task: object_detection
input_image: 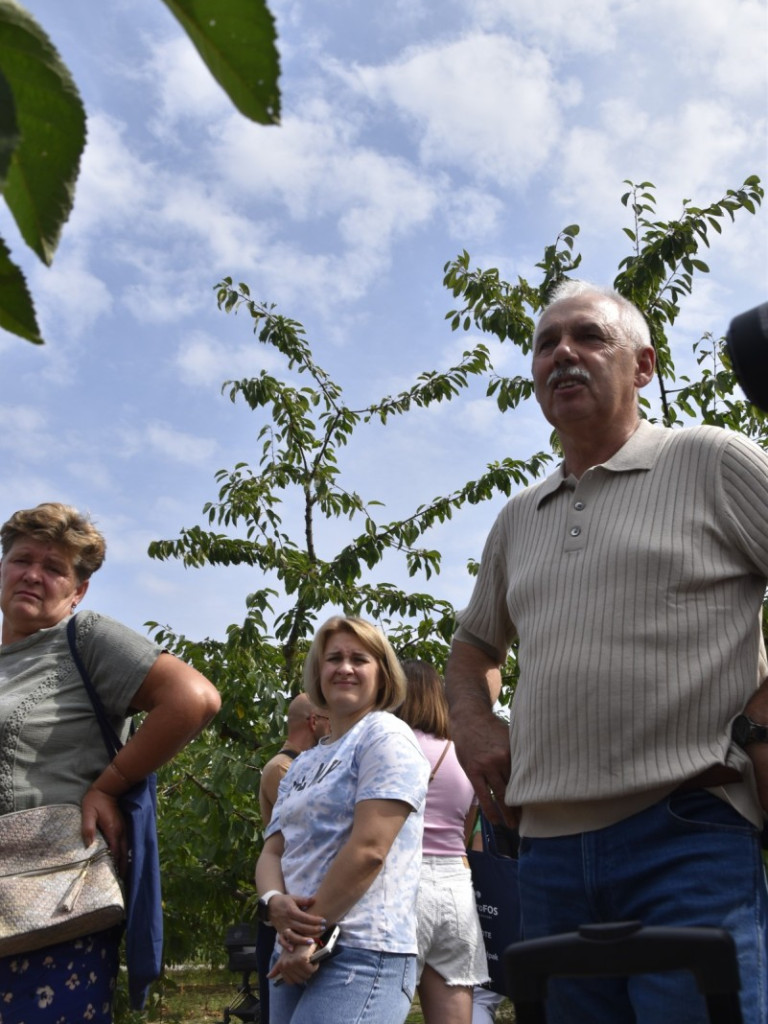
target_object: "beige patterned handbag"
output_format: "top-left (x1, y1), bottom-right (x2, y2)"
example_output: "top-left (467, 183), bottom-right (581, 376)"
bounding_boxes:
top-left (0, 803), bottom-right (125, 956)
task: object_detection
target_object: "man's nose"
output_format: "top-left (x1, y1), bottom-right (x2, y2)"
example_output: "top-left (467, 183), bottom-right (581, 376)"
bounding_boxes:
top-left (552, 334), bottom-right (576, 363)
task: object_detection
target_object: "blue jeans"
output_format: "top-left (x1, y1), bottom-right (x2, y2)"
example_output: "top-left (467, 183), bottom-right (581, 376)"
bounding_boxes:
top-left (517, 790), bottom-right (768, 1023)
top-left (268, 945), bottom-right (416, 1024)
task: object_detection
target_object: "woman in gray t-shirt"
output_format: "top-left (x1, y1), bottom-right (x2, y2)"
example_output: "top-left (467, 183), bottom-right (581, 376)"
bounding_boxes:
top-left (0, 502), bottom-right (221, 1022)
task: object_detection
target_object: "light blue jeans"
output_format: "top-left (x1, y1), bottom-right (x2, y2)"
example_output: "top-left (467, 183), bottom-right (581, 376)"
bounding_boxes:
top-left (268, 945), bottom-right (416, 1024)
top-left (517, 790), bottom-right (768, 1023)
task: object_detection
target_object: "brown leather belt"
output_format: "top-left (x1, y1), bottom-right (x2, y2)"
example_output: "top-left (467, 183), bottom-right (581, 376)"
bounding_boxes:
top-left (675, 765), bottom-right (742, 792)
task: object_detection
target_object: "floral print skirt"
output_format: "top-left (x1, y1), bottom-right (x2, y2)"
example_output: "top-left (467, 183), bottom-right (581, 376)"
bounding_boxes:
top-left (0, 927), bottom-right (120, 1023)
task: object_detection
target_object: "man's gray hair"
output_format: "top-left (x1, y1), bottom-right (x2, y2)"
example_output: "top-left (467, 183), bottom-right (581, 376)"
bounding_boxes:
top-left (539, 280), bottom-right (652, 352)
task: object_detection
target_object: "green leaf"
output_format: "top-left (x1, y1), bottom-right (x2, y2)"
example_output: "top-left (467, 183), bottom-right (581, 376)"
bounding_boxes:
top-left (160, 0), bottom-right (280, 125)
top-left (0, 1), bottom-right (86, 264)
top-left (0, 64), bottom-right (20, 185)
top-left (0, 233), bottom-right (43, 342)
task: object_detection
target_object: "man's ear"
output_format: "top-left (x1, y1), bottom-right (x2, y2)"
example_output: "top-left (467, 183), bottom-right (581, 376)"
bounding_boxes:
top-left (635, 345), bottom-right (656, 388)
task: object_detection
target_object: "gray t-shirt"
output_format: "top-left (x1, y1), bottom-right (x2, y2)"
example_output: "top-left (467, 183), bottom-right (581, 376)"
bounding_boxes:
top-left (0, 610), bottom-right (161, 814)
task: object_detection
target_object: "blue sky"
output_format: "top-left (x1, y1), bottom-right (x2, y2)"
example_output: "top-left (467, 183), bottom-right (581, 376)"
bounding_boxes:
top-left (1, 0), bottom-right (766, 642)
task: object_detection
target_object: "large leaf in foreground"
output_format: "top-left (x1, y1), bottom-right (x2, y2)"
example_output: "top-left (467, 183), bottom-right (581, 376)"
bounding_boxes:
top-left (0, 0), bottom-right (86, 265)
top-left (0, 63), bottom-right (20, 185)
top-left (161, 0), bottom-right (280, 125)
top-left (0, 234), bottom-right (42, 342)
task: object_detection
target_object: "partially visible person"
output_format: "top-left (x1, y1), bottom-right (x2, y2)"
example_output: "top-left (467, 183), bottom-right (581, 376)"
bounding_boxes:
top-left (0, 503), bottom-right (221, 1023)
top-left (255, 615), bottom-right (429, 1024)
top-left (258, 693), bottom-right (330, 825)
top-left (256, 693), bottom-right (330, 1021)
top-left (471, 985), bottom-right (505, 1024)
top-left (395, 659), bottom-right (488, 1024)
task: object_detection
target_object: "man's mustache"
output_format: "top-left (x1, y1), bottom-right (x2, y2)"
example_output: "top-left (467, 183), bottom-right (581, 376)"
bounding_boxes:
top-left (546, 367), bottom-right (592, 388)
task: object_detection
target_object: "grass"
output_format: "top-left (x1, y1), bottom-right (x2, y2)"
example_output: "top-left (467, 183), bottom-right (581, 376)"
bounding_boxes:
top-left (129, 967), bottom-right (516, 1023)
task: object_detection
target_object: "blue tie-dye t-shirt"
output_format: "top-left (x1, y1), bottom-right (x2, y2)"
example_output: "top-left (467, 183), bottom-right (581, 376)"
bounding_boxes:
top-left (266, 710), bottom-right (429, 952)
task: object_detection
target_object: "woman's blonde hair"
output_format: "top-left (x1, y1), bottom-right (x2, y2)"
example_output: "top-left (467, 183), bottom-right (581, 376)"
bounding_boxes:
top-left (396, 659), bottom-right (450, 739)
top-left (303, 616), bottom-right (406, 712)
top-left (1, 503), bottom-right (106, 582)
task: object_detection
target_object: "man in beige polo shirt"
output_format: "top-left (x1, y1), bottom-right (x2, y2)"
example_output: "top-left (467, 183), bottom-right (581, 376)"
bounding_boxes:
top-left (446, 280), bottom-right (768, 1023)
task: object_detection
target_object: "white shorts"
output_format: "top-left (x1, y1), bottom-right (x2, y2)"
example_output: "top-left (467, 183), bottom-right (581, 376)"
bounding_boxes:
top-left (416, 855), bottom-right (490, 987)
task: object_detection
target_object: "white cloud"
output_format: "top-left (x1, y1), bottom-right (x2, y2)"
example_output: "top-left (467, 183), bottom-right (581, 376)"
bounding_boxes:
top-left (175, 329), bottom-right (284, 387)
top-left (144, 175), bottom-right (274, 273)
top-left (120, 263), bottom-right (210, 325)
top-left (144, 422), bottom-right (218, 465)
top-left (66, 459), bottom-right (116, 492)
top-left (0, 474), bottom-right (75, 517)
top-left (211, 101), bottom-right (440, 243)
top-left (644, 101), bottom-right (758, 202)
top-left (31, 252), bottom-right (113, 341)
top-left (119, 421), bottom-right (218, 465)
top-left (210, 99), bottom-right (359, 217)
top-left (553, 126), bottom-right (627, 228)
top-left (347, 33), bottom-right (567, 189)
top-left (142, 35), bottom-right (232, 133)
top-left (252, 244), bottom-right (386, 310)
top-left (471, 0), bottom-right (622, 53)
top-left (638, 0), bottom-right (768, 102)
top-left (0, 407), bottom-right (52, 459)
top-left (69, 114), bottom-right (155, 236)
top-left (462, 396), bottom-right (508, 434)
top-left (553, 96), bottom-right (763, 232)
top-left (441, 187), bottom-right (505, 241)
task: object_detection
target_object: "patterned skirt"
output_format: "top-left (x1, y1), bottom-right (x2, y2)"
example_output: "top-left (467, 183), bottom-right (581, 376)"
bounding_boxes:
top-left (0, 927), bottom-right (121, 1024)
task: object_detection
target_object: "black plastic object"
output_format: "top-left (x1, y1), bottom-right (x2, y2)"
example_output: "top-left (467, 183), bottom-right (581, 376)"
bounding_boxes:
top-left (726, 301), bottom-right (768, 411)
top-left (216, 922), bottom-right (261, 1023)
top-left (504, 920), bottom-right (742, 1023)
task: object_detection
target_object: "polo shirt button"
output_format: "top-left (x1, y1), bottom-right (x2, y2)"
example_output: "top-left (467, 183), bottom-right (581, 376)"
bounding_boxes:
top-left (570, 526), bottom-right (581, 537)
top-left (574, 501), bottom-right (585, 511)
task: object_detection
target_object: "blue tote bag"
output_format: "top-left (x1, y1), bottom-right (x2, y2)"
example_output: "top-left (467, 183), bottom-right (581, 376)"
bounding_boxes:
top-left (67, 616), bottom-right (164, 1009)
top-left (467, 812), bottom-right (522, 995)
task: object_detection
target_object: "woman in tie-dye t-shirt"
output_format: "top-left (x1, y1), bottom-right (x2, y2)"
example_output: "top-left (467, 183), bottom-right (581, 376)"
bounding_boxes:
top-left (255, 616), bottom-right (429, 1024)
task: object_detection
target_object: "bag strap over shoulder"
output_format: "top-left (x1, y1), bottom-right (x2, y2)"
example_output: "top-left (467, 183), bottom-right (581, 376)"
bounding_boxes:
top-left (428, 740), bottom-right (452, 784)
top-left (66, 614), bottom-right (123, 760)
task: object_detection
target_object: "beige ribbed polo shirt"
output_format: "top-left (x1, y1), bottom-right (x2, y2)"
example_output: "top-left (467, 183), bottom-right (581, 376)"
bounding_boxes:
top-left (456, 421), bottom-right (768, 835)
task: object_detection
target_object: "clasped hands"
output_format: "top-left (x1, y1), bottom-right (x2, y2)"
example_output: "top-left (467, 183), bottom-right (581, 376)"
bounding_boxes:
top-left (267, 893), bottom-right (326, 986)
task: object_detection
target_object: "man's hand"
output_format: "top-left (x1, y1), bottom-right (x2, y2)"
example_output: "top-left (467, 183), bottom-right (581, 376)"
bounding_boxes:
top-left (454, 708), bottom-right (515, 826)
top-left (445, 639), bottom-right (516, 827)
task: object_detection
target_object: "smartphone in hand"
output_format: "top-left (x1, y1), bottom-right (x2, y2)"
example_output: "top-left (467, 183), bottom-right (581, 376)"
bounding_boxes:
top-left (273, 924), bottom-right (341, 986)
top-left (309, 924), bottom-right (341, 963)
